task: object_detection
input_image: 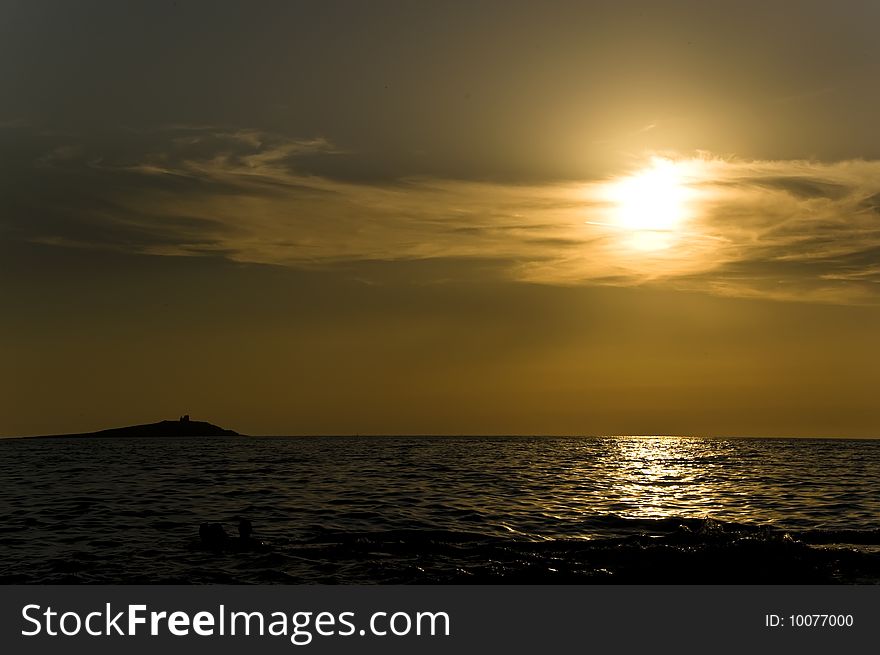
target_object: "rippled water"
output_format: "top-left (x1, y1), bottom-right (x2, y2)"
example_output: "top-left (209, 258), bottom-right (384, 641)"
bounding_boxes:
top-left (1, 436), bottom-right (878, 583)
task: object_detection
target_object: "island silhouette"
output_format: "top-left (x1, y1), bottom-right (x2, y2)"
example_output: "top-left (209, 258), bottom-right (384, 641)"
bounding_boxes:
top-left (26, 415), bottom-right (242, 439)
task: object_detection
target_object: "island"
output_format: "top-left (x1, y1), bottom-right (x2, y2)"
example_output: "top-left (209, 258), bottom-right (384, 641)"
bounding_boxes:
top-left (26, 415), bottom-right (243, 439)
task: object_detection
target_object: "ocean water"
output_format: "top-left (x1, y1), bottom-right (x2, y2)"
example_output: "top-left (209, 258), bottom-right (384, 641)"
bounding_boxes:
top-left (1, 436), bottom-right (878, 584)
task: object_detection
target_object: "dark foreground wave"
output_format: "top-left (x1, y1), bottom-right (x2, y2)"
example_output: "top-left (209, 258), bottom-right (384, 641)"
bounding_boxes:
top-left (276, 518), bottom-right (880, 585)
top-left (2, 517), bottom-right (879, 584)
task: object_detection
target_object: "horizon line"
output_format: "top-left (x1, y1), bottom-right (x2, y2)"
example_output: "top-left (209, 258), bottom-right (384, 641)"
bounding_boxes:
top-left (3, 431), bottom-right (879, 441)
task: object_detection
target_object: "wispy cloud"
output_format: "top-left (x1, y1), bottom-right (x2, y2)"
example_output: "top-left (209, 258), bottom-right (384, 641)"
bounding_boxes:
top-left (5, 124), bottom-right (880, 303)
top-left (671, 157), bottom-right (880, 303)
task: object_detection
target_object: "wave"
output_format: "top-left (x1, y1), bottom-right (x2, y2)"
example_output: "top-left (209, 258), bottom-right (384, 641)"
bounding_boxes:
top-left (304, 515), bottom-right (880, 546)
top-left (3, 517), bottom-right (879, 584)
top-left (267, 517), bottom-right (880, 584)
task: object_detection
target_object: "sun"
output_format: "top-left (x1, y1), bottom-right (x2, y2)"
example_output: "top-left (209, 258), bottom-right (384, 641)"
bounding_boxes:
top-left (600, 157), bottom-right (695, 251)
top-left (610, 157), bottom-right (691, 231)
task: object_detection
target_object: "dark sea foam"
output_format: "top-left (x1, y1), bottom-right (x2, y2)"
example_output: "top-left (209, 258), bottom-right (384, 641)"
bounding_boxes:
top-left (1, 436), bottom-right (879, 583)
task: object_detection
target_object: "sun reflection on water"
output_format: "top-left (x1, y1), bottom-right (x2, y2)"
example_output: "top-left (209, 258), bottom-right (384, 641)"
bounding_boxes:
top-left (603, 437), bottom-right (731, 521)
top-left (547, 436), bottom-right (750, 534)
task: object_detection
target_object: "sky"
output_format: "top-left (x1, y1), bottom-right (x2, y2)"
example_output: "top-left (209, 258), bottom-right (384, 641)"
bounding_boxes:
top-left (2, 0), bottom-right (880, 437)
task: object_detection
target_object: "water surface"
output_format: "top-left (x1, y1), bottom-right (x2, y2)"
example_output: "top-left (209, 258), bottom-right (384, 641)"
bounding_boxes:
top-left (1, 436), bottom-right (878, 583)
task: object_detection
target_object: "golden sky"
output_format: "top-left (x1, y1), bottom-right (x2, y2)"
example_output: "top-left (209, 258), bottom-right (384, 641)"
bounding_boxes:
top-left (2, 1), bottom-right (880, 436)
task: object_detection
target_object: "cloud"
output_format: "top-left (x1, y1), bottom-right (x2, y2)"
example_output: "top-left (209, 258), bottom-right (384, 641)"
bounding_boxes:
top-left (677, 157), bottom-right (880, 303)
top-left (4, 124), bottom-right (880, 303)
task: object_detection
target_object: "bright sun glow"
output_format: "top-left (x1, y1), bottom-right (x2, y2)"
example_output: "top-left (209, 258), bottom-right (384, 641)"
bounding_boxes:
top-left (596, 157), bottom-right (697, 251)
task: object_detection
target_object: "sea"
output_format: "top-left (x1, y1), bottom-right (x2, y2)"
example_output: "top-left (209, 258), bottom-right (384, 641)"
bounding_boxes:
top-left (1, 436), bottom-right (878, 584)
